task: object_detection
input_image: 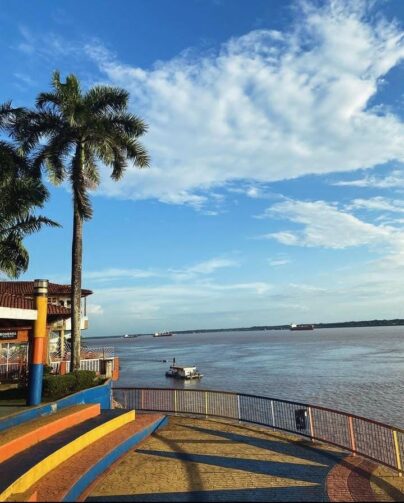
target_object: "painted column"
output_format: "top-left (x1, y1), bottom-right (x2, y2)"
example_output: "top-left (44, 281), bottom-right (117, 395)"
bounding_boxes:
top-left (27, 279), bottom-right (48, 406)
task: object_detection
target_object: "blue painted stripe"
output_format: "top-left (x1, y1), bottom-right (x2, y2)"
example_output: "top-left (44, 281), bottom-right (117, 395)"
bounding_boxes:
top-left (0, 404), bottom-right (54, 433)
top-left (57, 380), bottom-right (112, 411)
top-left (27, 363), bottom-right (43, 406)
top-left (63, 416), bottom-right (168, 502)
top-left (0, 380), bottom-right (112, 433)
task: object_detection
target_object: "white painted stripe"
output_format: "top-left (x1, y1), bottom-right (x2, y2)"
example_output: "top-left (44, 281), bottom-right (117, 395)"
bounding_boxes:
top-left (0, 307), bottom-right (37, 320)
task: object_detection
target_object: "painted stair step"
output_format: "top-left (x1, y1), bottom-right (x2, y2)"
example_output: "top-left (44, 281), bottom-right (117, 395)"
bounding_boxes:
top-left (0, 404), bottom-right (100, 463)
top-left (26, 413), bottom-right (168, 502)
top-left (0, 409), bottom-right (135, 502)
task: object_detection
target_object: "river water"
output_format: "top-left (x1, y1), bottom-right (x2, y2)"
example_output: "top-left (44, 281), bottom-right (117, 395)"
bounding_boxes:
top-left (93, 326), bottom-right (404, 427)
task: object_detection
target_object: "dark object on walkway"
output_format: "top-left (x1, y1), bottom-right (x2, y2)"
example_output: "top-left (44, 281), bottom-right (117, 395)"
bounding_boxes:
top-left (295, 409), bottom-right (307, 430)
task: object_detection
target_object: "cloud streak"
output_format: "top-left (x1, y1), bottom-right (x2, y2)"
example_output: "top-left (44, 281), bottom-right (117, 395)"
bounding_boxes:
top-left (259, 199), bottom-right (403, 250)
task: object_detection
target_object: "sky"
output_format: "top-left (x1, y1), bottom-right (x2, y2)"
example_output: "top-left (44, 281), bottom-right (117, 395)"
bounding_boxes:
top-left (2, 0), bottom-right (404, 336)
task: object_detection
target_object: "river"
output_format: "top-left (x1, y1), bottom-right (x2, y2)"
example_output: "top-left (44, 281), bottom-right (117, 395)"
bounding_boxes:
top-left (90, 326), bottom-right (404, 427)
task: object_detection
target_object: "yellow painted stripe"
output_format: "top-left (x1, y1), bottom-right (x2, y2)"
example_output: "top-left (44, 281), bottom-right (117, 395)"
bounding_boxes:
top-left (33, 297), bottom-right (47, 339)
top-left (0, 410), bottom-right (135, 502)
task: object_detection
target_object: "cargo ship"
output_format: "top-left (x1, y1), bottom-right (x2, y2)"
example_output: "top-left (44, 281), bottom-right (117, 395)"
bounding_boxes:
top-left (153, 331), bottom-right (173, 337)
top-left (290, 324), bottom-right (314, 331)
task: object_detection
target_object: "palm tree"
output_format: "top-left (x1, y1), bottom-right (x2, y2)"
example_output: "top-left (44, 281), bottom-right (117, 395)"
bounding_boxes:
top-left (0, 103), bottom-right (59, 278)
top-left (13, 72), bottom-right (149, 370)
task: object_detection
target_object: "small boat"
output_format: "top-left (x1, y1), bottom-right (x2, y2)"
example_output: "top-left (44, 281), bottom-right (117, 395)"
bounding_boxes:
top-left (165, 358), bottom-right (203, 379)
top-left (290, 323), bottom-right (314, 331)
top-left (154, 331), bottom-right (173, 337)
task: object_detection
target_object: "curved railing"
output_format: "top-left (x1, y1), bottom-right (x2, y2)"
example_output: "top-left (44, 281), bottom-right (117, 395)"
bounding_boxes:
top-left (113, 387), bottom-right (404, 475)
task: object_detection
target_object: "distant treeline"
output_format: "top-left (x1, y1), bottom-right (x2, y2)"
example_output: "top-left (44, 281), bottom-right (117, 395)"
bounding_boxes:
top-left (173, 319), bottom-right (404, 334)
top-left (85, 319), bottom-right (404, 339)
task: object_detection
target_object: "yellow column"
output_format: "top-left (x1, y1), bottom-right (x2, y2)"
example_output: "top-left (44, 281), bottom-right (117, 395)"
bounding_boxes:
top-left (27, 280), bottom-right (48, 406)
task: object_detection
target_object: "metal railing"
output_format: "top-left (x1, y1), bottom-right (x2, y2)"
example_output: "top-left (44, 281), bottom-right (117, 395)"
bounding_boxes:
top-left (113, 387), bottom-right (404, 475)
top-left (50, 358), bottom-right (103, 373)
top-left (0, 362), bottom-right (26, 380)
top-left (0, 343), bottom-right (28, 380)
top-left (49, 345), bottom-right (114, 363)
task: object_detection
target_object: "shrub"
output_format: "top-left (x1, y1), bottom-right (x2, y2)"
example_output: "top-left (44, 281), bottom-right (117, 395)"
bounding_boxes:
top-left (43, 374), bottom-right (76, 400)
top-left (71, 370), bottom-right (97, 391)
top-left (42, 370), bottom-right (98, 400)
top-left (43, 365), bottom-right (53, 375)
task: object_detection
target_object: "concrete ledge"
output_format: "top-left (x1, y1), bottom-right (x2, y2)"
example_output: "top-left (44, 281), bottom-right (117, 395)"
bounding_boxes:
top-left (1, 410), bottom-right (135, 501)
top-left (0, 380), bottom-right (111, 434)
top-left (0, 404), bottom-right (100, 463)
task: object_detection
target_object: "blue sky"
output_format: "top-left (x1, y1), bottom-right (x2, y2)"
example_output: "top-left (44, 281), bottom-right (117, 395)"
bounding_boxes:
top-left (3, 0), bottom-right (404, 336)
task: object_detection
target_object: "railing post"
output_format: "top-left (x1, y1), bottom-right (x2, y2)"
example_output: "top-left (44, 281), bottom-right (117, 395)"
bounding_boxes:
top-left (237, 395), bottom-right (241, 423)
top-left (308, 407), bottom-right (315, 442)
top-left (205, 391), bottom-right (208, 418)
top-left (174, 389), bottom-right (177, 416)
top-left (141, 389), bottom-right (144, 410)
top-left (270, 400), bottom-right (275, 430)
top-left (348, 416), bottom-right (356, 456)
top-left (392, 430), bottom-right (403, 477)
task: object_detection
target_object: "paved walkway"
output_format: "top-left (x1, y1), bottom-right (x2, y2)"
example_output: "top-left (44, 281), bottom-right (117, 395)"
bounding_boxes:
top-left (86, 416), bottom-right (347, 502)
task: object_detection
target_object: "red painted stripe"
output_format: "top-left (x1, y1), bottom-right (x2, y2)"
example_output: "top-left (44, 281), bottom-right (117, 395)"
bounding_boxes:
top-left (32, 337), bottom-right (45, 364)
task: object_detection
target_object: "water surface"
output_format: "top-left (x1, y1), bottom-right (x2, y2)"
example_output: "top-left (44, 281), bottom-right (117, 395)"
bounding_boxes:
top-left (94, 326), bottom-right (404, 427)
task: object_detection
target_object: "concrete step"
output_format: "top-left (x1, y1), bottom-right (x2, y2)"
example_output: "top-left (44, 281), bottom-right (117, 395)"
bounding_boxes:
top-left (0, 404), bottom-right (100, 463)
top-left (0, 409), bottom-right (135, 502)
top-left (27, 413), bottom-right (168, 502)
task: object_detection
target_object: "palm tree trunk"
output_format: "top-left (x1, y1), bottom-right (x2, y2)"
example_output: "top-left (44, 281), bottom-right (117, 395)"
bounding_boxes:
top-left (70, 145), bottom-right (84, 372)
top-left (70, 197), bottom-right (83, 371)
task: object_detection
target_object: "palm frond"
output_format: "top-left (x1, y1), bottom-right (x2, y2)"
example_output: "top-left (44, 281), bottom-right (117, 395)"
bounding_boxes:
top-left (124, 137), bottom-right (150, 168)
top-left (36, 91), bottom-right (61, 110)
top-left (0, 238), bottom-right (29, 278)
top-left (84, 86), bottom-right (129, 114)
top-left (1, 215), bottom-right (60, 237)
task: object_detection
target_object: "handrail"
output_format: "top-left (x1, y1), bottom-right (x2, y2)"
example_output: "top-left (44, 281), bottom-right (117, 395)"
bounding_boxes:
top-left (112, 386), bottom-right (404, 475)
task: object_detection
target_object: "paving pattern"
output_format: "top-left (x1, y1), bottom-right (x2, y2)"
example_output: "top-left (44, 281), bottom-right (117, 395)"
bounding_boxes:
top-left (87, 416), bottom-right (347, 502)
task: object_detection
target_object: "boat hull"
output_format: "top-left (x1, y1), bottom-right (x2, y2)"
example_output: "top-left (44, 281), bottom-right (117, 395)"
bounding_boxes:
top-left (290, 324), bottom-right (314, 331)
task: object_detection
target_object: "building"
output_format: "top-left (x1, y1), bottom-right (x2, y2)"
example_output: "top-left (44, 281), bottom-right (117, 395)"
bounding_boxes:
top-left (0, 281), bottom-right (92, 358)
top-left (0, 281), bottom-right (118, 381)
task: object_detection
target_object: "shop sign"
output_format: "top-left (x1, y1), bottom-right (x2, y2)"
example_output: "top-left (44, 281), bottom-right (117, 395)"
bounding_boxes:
top-left (0, 331), bottom-right (18, 340)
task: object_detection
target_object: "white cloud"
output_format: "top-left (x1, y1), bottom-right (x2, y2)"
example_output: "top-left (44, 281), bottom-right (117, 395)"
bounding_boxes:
top-left (86, 304), bottom-right (104, 315)
top-left (268, 258), bottom-right (291, 266)
top-left (84, 268), bottom-right (157, 282)
top-left (171, 258), bottom-right (239, 279)
top-left (347, 197), bottom-right (404, 213)
top-left (81, 257), bottom-right (239, 284)
top-left (80, 0), bottom-right (404, 206)
top-left (333, 170), bottom-right (404, 188)
top-left (85, 279), bottom-right (275, 334)
top-left (260, 199), bottom-right (402, 249)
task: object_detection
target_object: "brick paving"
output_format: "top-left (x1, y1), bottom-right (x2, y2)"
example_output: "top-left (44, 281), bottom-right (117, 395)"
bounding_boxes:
top-left (87, 416), bottom-right (347, 502)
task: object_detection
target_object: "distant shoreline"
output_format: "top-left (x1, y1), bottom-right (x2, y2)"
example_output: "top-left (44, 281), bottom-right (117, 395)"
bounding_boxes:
top-left (84, 318), bottom-right (404, 339)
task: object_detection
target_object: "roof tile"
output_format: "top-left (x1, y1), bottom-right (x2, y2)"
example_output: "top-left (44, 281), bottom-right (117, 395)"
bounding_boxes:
top-left (0, 281), bottom-right (92, 297)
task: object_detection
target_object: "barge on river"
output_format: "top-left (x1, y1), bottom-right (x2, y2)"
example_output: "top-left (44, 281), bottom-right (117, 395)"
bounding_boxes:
top-left (290, 323), bottom-right (314, 331)
top-left (154, 331), bottom-right (173, 337)
top-left (165, 359), bottom-right (203, 379)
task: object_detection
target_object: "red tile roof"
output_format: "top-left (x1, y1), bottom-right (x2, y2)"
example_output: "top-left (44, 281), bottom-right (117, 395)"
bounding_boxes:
top-left (0, 293), bottom-right (33, 310)
top-left (0, 281), bottom-right (92, 297)
top-left (0, 293), bottom-right (71, 317)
